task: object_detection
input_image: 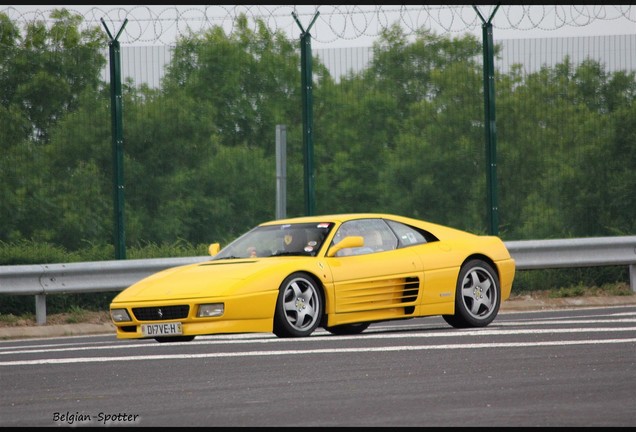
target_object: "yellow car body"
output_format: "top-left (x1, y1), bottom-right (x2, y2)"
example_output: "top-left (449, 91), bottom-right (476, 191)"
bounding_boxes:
top-left (110, 213), bottom-right (515, 341)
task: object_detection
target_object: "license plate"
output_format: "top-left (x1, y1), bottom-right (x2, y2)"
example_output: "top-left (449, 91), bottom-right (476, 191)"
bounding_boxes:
top-left (141, 322), bottom-right (183, 337)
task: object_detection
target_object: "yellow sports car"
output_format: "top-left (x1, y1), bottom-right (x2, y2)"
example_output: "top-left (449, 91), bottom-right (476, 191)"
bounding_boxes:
top-left (110, 213), bottom-right (515, 342)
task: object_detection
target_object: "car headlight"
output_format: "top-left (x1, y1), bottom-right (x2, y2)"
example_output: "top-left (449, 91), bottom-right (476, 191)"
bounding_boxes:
top-left (198, 303), bottom-right (224, 317)
top-left (110, 308), bottom-right (132, 322)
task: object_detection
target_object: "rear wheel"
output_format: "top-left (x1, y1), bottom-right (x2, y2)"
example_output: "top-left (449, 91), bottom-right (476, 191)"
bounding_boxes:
top-left (443, 259), bottom-right (500, 328)
top-left (273, 272), bottom-right (323, 338)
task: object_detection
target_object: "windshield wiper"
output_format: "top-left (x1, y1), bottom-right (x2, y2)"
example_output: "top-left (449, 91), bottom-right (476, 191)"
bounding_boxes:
top-left (270, 251), bottom-right (308, 257)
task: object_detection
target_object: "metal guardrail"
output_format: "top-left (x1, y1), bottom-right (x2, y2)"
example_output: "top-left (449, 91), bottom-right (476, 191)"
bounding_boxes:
top-left (504, 236), bottom-right (636, 270)
top-left (1, 237), bottom-right (635, 325)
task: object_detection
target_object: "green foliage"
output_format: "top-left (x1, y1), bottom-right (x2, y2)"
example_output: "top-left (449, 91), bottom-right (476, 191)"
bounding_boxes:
top-left (126, 240), bottom-right (210, 259)
top-left (547, 283), bottom-right (633, 299)
top-left (3, 11), bottom-right (634, 244)
top-left (65, 305), bottom-right (88, 323)
top-left (512, 267), bottom-right (629, 294)
top-left (1, 10), bottom-right (635, 311)
top-left (0, 240), bottom-right (75, 264)
top-left (0, 239), bottom-right (207, 265)
top-left (0, 312), bottom-right (34, 325)
top-left (0, 291), bottom-right (117, 317)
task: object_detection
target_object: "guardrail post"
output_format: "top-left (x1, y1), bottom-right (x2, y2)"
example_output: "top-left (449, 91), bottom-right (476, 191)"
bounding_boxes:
top-left (35, 294), bottom-right (46, 325)
top-left (630, 264), bottom-right (636, 293)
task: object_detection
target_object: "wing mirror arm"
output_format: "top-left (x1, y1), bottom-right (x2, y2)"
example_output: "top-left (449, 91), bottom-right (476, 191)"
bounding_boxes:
top-left (326, 236), bottom-right (364, 257)
top-left (208, 243), bottom-right (220, 256)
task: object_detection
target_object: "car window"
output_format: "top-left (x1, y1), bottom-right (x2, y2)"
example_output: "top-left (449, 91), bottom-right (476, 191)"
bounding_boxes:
top-left (331, 219), bottom-right (398, 256)
top-left (385, 219), bottom-right (432, 247)
top-left (213, 222), bottom-right (334, 259)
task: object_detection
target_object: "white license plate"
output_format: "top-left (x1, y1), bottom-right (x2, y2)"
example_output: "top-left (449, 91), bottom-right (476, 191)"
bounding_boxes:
top-left (141, 322), bottom-right (183, 337)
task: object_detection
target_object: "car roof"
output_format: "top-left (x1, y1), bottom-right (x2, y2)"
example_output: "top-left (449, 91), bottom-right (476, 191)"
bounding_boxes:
top-left (260, 213), bottom-right (414, 226)
top-left (259, 213), bottom-right (479, 240)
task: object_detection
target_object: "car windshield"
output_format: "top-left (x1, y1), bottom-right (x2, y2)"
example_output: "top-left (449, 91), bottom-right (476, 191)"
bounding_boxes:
top-left (212, 222), bottom-right (335, 260)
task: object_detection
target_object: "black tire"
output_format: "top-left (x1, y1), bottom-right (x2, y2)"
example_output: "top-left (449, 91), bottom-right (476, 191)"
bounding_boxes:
top-left (324, 322), bottom-right (370, 335)
top-left (442, 259), bottom-right (500, 328)
top-left (154, 335), bottom-right (195, 343)
top-left (273, 272), bottom-right (323, 338)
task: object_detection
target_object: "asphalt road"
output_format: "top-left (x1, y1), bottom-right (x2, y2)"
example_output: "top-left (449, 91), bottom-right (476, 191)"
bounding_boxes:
top-left (1, 294), bottom-right (635, 340)
top-left (1, 305), bottom-right (635, 427)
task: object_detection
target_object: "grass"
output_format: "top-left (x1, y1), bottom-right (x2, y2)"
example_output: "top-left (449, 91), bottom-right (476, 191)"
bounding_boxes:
top-left (0, 305), bottom-right (91, 326)
top-left (544, 282), bottom-right (633, 299)
top-left (0, 309), bottom-right (109, 327)
top-left (65, 305), bottom-right (89, 323)
top-left (0, 312), bottom-right (35, 326)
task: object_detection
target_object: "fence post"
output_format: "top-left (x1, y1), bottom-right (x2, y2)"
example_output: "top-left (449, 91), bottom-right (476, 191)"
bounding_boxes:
top-left (292, 11), bottom-right (319, 216)
top-left (474, 5), bottom-right (500, 235)
top-left (101, 17), bottom-right (128, 260)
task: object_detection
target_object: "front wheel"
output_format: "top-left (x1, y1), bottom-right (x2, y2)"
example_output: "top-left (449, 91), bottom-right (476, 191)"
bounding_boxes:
top-left (273, 272), bottom-right (323, 338)
top-left (442, 259), bottom-right (500, 328)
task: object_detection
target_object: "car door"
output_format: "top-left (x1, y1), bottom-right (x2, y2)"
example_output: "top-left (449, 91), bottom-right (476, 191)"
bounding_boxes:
top-left (325, 219), bottom-right (423, 314)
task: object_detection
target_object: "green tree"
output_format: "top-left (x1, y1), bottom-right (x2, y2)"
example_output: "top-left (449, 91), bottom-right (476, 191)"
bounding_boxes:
top-left (0, 9), bottom-right (107, 245)
top-left (318, 25), bottom-right (486, 230)
top-left (120, 14), bottom-right (307, 244)
top-left (3, 9), bottom-right (636, 255)
top-left (3, 9), bottom-right (105, 143)
top-left (497, 57), bottom-right (636, 239)
top-left (603, 104), bottom-right (636, 235)
top-left (41, 85), bottom-right (113, 248)
top-left (561, 62), bottom-right (636, 236)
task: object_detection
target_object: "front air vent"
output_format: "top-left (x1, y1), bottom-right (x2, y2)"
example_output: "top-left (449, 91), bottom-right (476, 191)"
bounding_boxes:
top-left (132, 305), bottom-right (189, 321)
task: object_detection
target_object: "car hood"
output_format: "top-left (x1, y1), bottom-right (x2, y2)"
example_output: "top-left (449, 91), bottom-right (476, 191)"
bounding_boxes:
top-left (113, 259), bottom-right (277, 303)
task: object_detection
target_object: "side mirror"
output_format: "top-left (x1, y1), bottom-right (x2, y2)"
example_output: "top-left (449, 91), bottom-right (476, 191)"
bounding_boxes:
top-left (327, 236), bottom-right (364, 257)
top-left (208, 243), bottom-right (221, 256)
